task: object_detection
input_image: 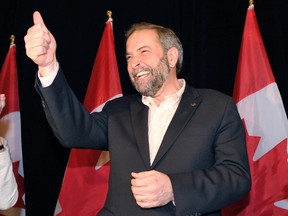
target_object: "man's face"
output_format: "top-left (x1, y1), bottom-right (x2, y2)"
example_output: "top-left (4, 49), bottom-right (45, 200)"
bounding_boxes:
top-left (126, 30), bottom-right (170, 97)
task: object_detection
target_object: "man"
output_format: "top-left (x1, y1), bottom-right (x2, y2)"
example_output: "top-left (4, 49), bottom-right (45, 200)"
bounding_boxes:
top-left (0, 94), bottom-right (18, 210)
top-left (24, 11), bottom-right (251, 215)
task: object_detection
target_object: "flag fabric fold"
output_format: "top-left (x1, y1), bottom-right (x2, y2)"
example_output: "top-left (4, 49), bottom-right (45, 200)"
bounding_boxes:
top-left (54, 17), bottom-right (122, 216)
top-left (222, 4), bottom-right (288, 216)
top-left (0, 40), bottom-right (25, 215)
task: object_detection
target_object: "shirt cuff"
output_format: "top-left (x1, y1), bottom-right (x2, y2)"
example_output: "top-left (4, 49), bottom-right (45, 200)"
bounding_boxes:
top-left (38, 62), bottom-right (59, 87)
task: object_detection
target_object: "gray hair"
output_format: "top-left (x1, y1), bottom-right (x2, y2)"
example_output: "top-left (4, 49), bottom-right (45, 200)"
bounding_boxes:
top-left (125, 22), bottom-right (183, 75)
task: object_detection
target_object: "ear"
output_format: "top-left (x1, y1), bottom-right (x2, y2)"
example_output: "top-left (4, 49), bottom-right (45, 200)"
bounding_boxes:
top-left (167, 47), bottom-right (178, 68)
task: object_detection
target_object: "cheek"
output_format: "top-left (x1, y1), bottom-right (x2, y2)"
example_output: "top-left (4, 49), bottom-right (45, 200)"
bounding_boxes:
top-left (127, 66), bottom-right (132, 76)
top-left (127, 68), bottom-right (134, 80)
top-left (127, 61), bottom-right (133, 73)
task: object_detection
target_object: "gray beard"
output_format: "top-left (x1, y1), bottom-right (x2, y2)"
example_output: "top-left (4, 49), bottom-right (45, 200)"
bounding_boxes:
top-left (131, 57), bottom-right (170, 97)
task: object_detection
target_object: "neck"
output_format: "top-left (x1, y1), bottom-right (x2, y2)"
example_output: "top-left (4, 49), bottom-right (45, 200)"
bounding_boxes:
top-left (152, 78), bottom-right (180, 106)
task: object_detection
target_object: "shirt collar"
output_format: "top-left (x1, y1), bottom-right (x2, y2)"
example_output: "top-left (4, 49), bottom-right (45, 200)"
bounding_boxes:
top-left (142, 79), bottom-right (186, 108)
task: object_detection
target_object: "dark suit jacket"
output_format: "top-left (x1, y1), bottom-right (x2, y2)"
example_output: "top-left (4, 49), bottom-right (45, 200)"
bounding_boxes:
top-left (35, 68), bottom-right (251, 216)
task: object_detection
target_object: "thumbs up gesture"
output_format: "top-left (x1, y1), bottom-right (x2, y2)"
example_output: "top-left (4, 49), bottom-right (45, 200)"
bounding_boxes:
top-left (24, 11), bottom-right (57, 76)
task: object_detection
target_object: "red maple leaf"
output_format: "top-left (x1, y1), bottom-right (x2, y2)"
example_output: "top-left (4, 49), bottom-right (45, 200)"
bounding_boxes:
top-left (223, 120), bottom-right (288, 215)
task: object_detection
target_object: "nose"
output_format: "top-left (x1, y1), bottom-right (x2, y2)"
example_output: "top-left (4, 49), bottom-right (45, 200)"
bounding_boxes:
top-left (127, 57), bottom-right (141, 74)
top-left (129, 55), bottom-right (141, 70)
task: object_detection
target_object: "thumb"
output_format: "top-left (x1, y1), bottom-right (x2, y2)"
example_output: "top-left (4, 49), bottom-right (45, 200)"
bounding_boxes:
top-left (33, 11), bottom-right (45, 25)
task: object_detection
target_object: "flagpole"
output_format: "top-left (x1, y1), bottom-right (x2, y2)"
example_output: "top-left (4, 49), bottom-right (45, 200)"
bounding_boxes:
top-left (55, 8), bottom-right (122, 215)
top-left (107, 10), bottom-right (112, 22)
top-left (10, 35), bottom-right (15, 45)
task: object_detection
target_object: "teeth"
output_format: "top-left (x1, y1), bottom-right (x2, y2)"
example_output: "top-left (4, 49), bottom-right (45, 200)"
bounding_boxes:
top-left (136, 71), bottom-right (149, 79)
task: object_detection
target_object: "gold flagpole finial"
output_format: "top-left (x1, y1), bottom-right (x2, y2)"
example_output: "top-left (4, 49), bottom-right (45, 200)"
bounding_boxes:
top-left (107, 10), bottom-right (112, 21)
top-left (249, 0), bottom-right (254, 6)
top-left (10, 35), bottom-right (15, 45)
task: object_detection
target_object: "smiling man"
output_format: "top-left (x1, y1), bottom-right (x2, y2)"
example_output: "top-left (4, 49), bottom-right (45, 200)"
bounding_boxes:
top-left (24, 11), bottom-right (251, 216)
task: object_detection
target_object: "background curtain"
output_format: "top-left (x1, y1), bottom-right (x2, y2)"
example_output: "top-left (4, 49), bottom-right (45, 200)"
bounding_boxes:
top-left (0, 0), bottom-right (287, 215)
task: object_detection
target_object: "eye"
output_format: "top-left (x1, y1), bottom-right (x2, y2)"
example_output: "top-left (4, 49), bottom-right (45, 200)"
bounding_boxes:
top-left (141, 49), bottom-right (149, 54)
top-left (126, 55), bottom-right (131, 61)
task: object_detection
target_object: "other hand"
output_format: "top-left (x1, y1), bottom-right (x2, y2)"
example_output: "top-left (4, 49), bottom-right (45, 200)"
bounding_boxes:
top-left (131, 170), bottom-right (174, 208)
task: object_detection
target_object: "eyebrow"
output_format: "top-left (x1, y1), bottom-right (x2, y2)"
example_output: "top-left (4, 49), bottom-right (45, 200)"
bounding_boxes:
top-left (126, 45), bottom-right (151, 56)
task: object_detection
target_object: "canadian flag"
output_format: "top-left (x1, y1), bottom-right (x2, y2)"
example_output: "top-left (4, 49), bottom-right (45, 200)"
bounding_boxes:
top-left (0, 37), bottom-right (25, 215)
top-left (222, 4), bottom-right (288, 216)
top-left (54, 12), bottom-right (122, 216)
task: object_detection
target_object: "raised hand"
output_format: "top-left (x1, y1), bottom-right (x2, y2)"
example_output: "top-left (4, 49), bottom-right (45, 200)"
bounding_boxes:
top-left (24, 11), bottom-right (57, 77)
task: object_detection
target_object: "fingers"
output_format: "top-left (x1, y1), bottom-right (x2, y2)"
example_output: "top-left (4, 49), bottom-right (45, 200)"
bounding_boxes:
top-left (0, 94), bottom-right (6, 101)
top-left (24, 11), bottom-right (57, 74)
top-left (131, 170), bottom-right (155, 182)
top-left (131, 171), bottom-right (150, 177)
top-left (0, 94), bottom-right (6, 114)
top-left (131, 170), bottom-right (174, 208)
top-left (131, 171), bottom-right (153, 206)
top-left (25, 11), bottom-right (50, 59)
top-left (24, 11), bottom-right (51, 53)
top-left (131, 170), bottom-right (159, 190)
top-left (24, 29), bottom-right (51, 61)
top-left (131, 171), bottom-right (160, 208)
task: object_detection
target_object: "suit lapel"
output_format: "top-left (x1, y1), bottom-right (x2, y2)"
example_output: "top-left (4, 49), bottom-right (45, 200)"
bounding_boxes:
top-left (130, 87), bottom-right (202, 169)
top-left (130, 97), bottom-right (151, 169)
top-left (151, 87), bottom-right (202, 168)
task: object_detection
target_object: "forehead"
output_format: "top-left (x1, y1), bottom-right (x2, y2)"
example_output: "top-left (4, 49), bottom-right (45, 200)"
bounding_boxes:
top-left (126, 29), bottom-right (162, 51)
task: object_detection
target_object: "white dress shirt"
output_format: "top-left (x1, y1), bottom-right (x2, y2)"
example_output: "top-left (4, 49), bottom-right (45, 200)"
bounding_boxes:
top-left (142, 79), bottom-right (186, 165)
top-left (39, 66), bottom-right (186, 166)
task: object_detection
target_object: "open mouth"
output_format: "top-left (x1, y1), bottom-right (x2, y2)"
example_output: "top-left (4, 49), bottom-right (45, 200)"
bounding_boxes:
top-left (135, 71), bottom-right (150, 81)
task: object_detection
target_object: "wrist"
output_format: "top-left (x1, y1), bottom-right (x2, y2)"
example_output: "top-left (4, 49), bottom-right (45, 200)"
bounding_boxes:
top-left (39, 59), bottom-right (58, 77)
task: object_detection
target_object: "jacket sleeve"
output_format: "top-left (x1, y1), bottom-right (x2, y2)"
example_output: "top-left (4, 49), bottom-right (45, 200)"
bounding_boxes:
top-left (34, 68), bottom-right (109, 150)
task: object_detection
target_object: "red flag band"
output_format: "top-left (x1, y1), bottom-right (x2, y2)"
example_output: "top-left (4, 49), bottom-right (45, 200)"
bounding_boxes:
top-left (0, 41), bottom-right (26, 215)
top-left (54, 17), bottom-right (122, 216)
top-left (222, 4), bottom-right (288, 216)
